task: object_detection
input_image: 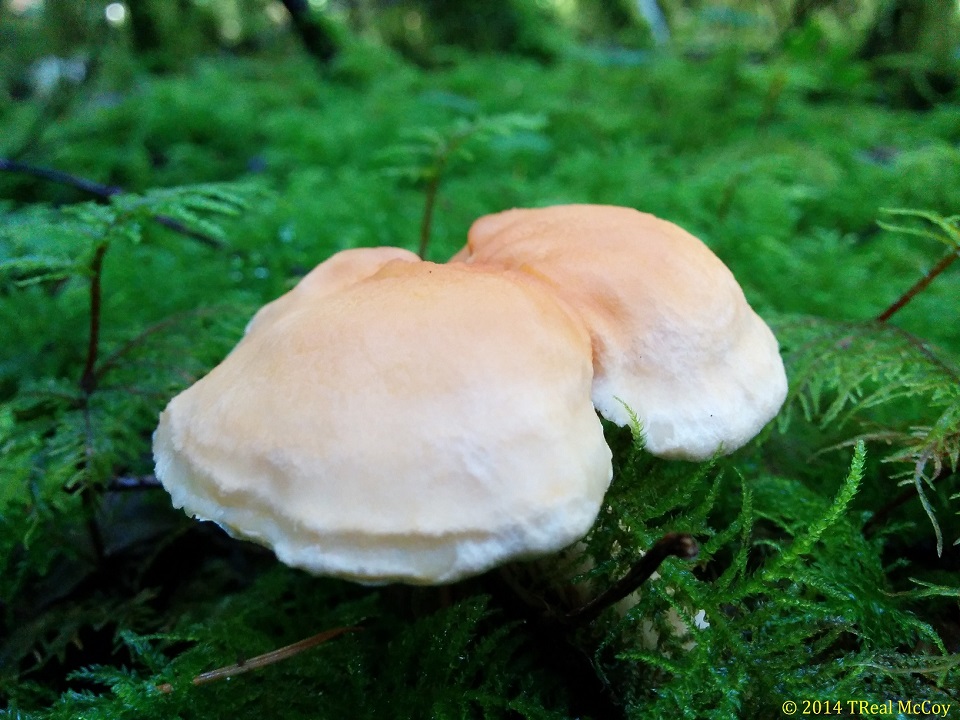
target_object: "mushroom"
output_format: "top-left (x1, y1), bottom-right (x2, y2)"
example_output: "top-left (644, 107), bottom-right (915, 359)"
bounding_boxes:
top-left (155, 206), bottom-right (787, 587)
top-left (153, 250), bottom-right (613, 585)
top-left (450, 204), bottom-right (788, 460)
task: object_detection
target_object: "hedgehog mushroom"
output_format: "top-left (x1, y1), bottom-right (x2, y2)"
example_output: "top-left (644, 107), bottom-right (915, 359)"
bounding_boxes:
top-left (153, 249), bottom-right (612, 585)
top-left (451, 204), bottom-right (788, 460)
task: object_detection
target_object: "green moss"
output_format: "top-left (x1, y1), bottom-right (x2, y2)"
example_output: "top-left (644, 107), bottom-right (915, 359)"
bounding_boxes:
top-left (1, 31), bottom-right (959, 719)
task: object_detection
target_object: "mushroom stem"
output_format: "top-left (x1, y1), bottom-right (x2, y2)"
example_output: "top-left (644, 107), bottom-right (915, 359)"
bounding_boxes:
top-left (564, 533), bottom-right (699, 626)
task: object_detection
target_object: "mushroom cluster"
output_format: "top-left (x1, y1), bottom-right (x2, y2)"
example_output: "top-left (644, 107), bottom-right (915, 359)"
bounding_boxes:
top-left (153, 205), bottom-right (787, 585)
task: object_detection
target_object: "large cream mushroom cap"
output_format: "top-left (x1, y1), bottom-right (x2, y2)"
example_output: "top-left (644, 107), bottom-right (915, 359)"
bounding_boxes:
top-left (153, 250), bottom-right (612, 585)
top-left (451, 205), bottom-right (788, 461)
top-left (243, 245), bottom-right (421, 334)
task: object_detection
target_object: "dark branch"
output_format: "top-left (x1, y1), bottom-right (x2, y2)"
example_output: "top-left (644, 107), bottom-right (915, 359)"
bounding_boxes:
top-left (565, 533), bottom-right (700, 626)
top-left (80, 243), bottom-right (109, 395)
top-left (876, 248), bottom-right (959, 323)
top-left (95, 307), bottom-right (218, 383)
top-left (0, 157), bottom-right (122, 198)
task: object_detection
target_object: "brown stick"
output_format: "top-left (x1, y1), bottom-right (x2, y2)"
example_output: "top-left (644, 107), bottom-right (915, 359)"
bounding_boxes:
top-left (876, 248), bottom-right (959, 323)
top-left (0, 157), bottom-right (122, 197)
top-left (157, 626), bottom-right (359, 693)
top-left (80, 243), bottom-right (109, 395)
top-left (565, 533), bottom-right (699, 626)
top-left (94, 306), bottom-right (219, 383)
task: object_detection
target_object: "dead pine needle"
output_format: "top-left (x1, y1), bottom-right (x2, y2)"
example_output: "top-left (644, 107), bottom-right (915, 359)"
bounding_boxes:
top-left (157, 626), bottom-right (359, 694)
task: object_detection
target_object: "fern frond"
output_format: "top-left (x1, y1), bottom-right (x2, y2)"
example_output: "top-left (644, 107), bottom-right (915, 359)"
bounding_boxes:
top-left (776, 314), bottom-right (960, 547)
top-left (1, 181), bottom-right (263, 295)
top-left (378, 112), bottom-right (547, 186)
top-left (775, 315), bottom-right (960, 429)
top-left (0, 206), bottom-right (100, 287)
top-left (111, 182), bottom-right (263, 244)
top-left (770, 440), bottom-right (865, 568)
top-left (877, 208), bottom-right (960, 250)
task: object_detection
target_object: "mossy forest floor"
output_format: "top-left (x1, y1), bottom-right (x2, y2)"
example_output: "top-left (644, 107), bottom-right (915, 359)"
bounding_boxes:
top-left (2, 28), bottom-right (960, 720)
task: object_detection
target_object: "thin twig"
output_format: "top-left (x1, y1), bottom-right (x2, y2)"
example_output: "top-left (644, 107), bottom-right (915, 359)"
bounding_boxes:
top-left (75, 240), bottom-right (109, 560)
top-left (564, 533), bottom-right (699, 626)
top-left (94, 306), bottom-right (220, 383)
top-left (418, 171), bottom-right (442, 260)
top-left (157, 626), bottom-right (359, 694)
top-left (0, 157), bottom-right (122, 197)
top-left (876, 248), bottom-right (960, 323)
top-left (80, 242), bottom-right (108, 395)
top-left (80, 403), bottom-right (106, 561)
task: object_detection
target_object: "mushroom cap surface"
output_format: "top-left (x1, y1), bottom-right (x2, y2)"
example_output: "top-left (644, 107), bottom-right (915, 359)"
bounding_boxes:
top-left (452, 205), bottom-right (788, 460)
top-left (153, 251), bottom-right (612, 585)
top-left (243, 246), bottom-right (421, 334)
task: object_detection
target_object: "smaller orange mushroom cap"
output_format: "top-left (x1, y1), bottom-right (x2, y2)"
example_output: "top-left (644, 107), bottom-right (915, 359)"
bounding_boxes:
top-left (452, 204), bottom-right (788, 461)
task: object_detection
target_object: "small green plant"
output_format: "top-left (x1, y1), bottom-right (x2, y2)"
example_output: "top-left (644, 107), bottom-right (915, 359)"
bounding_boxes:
top-left (379, 112), bottom-right (546, 259)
